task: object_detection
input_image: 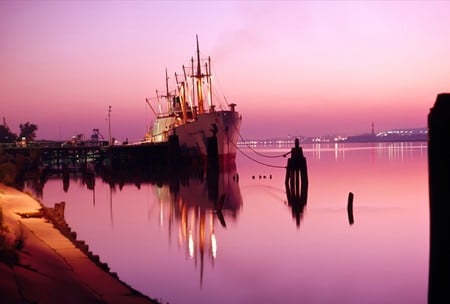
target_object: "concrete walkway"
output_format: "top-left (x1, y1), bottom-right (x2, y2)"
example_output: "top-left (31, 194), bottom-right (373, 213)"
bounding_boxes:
top-left (0, 183), bottom-right (159, 304)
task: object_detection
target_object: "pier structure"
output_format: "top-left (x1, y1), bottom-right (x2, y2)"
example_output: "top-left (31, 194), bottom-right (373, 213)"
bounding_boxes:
top-left (2, 145), bottom-right (109, 171)
top-left (0, 133), bottom-right (224, 182)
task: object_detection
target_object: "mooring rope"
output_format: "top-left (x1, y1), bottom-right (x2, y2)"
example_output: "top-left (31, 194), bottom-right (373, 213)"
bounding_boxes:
top-left (228, 136), bottom-right (287, 169)
top-left (211, 68), bottom-right (293, 160)
top-left (154, 70), bottom-right (290, 169)
top-left (207, 113), bottom-right (287, 169)
top-left (237, 132), bottom-right (292, 159)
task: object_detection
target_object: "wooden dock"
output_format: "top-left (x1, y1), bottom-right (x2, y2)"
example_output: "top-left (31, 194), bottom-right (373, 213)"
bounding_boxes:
top-left (0, 134), bottom-right (226, 192)
top-left (1, 142), bottom-right (172, 170)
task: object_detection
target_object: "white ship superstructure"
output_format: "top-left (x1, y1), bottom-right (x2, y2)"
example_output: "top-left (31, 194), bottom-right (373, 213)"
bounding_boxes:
top-left (144, 36), bottom-right (242, 159)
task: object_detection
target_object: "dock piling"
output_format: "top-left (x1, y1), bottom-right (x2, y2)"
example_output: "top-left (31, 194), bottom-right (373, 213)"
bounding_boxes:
top-left (285, 138), bottom-right (308, 192)
top-left (285, 138), bottom-right (309, 227)
top-left (347, 192), bottom-right (354, 225)
top-left (428, 93), bottom-right (450, 303)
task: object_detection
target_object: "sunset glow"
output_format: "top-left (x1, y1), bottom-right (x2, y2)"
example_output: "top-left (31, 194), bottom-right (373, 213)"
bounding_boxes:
top-left (1, 1), bottom-right (449, 141)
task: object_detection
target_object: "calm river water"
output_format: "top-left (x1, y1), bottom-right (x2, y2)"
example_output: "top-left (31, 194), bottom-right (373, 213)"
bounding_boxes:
top-left (28, 142), bottom-right (429, 304)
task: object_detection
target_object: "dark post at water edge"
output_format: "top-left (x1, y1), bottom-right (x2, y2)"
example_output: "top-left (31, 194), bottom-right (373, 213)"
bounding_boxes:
top-left (428, 93), bottom-right (450, 303)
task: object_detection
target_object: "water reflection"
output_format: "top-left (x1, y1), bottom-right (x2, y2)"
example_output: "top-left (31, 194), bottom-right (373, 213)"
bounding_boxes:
top-left (23, 162), bottom-right (97, 198)
top-left (144, 163), bottom-right (243, 285)
top-left (285, 181), bottom-right (308, 228)
top-left (25, 160), bottom-right (243, 287)
top-left (16, 142), bottom-right (428, 303)
top-left (308, 141), bottom-right (427, 161)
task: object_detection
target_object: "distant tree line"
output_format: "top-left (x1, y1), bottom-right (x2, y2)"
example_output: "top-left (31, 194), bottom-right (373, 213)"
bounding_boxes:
top-left (0, 122), bottom-right (38, 143)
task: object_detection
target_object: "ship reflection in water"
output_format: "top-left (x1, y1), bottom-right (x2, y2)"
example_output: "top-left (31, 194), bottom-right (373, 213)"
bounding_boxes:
top-left (100, 162), bottom-right (243, 284)
top-left (26, 160), bottom-right (243, 285)
top-left (151, 166), bottom-right (242, 284)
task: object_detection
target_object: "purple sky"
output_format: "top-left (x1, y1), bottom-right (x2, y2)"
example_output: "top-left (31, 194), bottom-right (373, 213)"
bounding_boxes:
top-left (1, 1), bottom-right (450, 141)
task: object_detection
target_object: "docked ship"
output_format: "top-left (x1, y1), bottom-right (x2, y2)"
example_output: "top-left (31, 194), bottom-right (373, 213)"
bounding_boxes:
top-left (143, 36), bottom-right (242, 161)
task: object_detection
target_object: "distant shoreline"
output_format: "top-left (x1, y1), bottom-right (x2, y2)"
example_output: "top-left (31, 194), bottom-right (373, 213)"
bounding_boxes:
top-left (237, 127), bottom-right (428, 146)
top-left (237, 137), bottom-right (427, 147)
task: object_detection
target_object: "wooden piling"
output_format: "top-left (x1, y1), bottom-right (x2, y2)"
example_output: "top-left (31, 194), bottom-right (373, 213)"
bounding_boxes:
top-left (285, 138), bottom-right (309, 227)
top-left (428, 93), bottom-right (450, 303)
top-left (347, 192), bottom-right (354, 225)
top-left (285, 138), bottom-right (308, 195)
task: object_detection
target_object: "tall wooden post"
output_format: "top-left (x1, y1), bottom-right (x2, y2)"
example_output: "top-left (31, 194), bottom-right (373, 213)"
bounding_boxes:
top-left (285, 138), bottom-right (308, 227)
top-left (428, 93), bottom-right (450, 303)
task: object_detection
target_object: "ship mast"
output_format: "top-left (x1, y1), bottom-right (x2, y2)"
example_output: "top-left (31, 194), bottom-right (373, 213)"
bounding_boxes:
top-left (191, 56), bottom-right (196, 117)
top-left (175, 72), bottom-right (188, 124)
top-left (155, 90), bottom-right (162, 114)
top-left (208, 56), bottom-right (213, 110)
top-left (182, 65), bottom-right (193, 110)
top-left (195, 35), bottom-right (205, 115)
top-left (165, 67), bottom-right (171, 112)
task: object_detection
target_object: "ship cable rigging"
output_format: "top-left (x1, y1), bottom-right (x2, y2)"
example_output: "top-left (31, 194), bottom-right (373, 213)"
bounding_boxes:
top-left (212, 119), bottom-right (287, 169)
top-left (231, 114), bottom-right (292, 159)
top-left (229, 138), bottom-right (287, 169)
top-left (237, 132), bottom-right (292, 159)
top-left (211, 67), bottom-right (292, 160)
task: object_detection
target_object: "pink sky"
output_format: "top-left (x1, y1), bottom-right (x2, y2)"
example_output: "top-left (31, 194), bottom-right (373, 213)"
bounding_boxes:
top-left (1, 1), bottom-right (450, 141)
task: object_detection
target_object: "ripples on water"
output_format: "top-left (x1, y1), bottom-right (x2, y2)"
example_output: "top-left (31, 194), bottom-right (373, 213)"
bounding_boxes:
top-left (27, 142), bottom-right (429, 304)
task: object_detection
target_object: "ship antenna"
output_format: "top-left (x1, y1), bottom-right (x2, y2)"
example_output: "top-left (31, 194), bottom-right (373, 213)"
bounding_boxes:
top-left (191, 57), bottom-right (195, 106)
top-left (207, 56), bottom-right (212, 107)
top-left (165, 67), bottom-right (169, 98)
top-left (196, 34), bottom-right (201, 76)
top-left (195, 34), bottom-right (204, 114)
top-left (165, 67), bottom-right (171, 111)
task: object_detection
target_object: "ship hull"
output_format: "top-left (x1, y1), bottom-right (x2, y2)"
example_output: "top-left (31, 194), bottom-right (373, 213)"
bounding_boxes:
top-left (175, 110), bottom-right (242, 160)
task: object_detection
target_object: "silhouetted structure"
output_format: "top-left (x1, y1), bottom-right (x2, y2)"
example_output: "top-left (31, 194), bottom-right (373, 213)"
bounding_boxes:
top-left (347, 192), bottom-right (354, 225)
top-left (285, 138), bottom-right (309, 227)
top-left (285, 138), bottom-right (308, 189)
top-left (428, 93), bottom-right (450, 303)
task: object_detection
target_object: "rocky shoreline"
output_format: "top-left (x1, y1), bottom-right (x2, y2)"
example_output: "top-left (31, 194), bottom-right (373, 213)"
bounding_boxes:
top-left (0, 183), bottom-right (159, 304)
